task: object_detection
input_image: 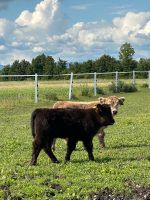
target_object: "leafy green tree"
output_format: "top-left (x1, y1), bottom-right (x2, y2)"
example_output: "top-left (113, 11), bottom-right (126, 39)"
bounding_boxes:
top-left (119, 42), bottom-right (137, 71)
top-left (137, 58), bottom-right (150, 71)
top-left (55, 58), bottom-right (67, 74)
top-left (1, 65), bottom-right (11, 75)
top-left (20, 59), bottom-right (32, 75)
top-left (9, 60), bottom-right (21, 80)
top-left (68, 62), bottom-right (82, 73)
top-left (43, 56), bottom-right (56, 79)
top-left (94, 54), bottom-right (119, 72)
top-left (31, 54), bottom-right (46, 74)
top-left (0, 65), bottom-right (11, 80)
top-left (10, 60), bottom-right (20, 74)
top-left (137, 58), bottom-right (150, 77)
top-left (9, 60), bottom-right (32, 80)
top-left (82, 60), bottom-right (94, 73)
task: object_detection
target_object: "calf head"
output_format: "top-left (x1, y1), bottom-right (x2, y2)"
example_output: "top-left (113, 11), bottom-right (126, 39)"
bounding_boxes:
top-left (96, 104), bottom-right (115, 126)
top-left (99, 96), bottom-right (125, 116)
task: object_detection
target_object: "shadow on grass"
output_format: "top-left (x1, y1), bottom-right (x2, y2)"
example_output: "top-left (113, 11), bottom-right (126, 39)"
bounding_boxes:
top-left (94, 156), bottom-right (113, 163)
top-left (25, 154), bottom-right (150, 166)
top-left (65, 155), bottom-right (150, 164)
top-left (109, 143), bottom-right (150, 149)
top-left (64, 156), bottom-right (113, 164)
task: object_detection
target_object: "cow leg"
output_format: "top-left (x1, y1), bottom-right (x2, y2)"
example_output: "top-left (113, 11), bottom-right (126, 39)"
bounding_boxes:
top-left (43, 143), bottom-right (59, 163)
top-left (83, 139), bottom-right (94, 161)
top-left (30, 141), bottom-right (42, 165)
top-left (98, 129), bottom-right (105, 148)
top-left (65, 139), bottom-right (77, 162)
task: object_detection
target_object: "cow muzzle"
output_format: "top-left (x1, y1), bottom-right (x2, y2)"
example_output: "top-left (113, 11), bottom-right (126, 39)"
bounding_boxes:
top-left (112, 110), bottom-right (118, 115)
top-left (110, 119), bottom-right (115, 125)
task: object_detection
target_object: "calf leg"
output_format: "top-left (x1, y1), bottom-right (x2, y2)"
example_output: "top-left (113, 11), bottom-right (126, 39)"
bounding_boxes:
top-left (98, 129), bottom-right (105, 148)
top-left (83, 139), bottom-right (94, 161)
top-left (65, 139), bottom-right (77, 162)
top-left (30, 141), bottom-right (42, 165)
top-left (43, 143), bottom-right (59, 163)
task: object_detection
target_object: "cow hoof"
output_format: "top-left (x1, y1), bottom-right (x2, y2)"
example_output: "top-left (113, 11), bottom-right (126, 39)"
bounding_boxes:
top-left (100, 145), bottom-right (105, 148)
top-left (64, 158), bottom-right (70, 163)
top-left (24, 160), bottom-right (32, 165)
top-left (29, 162), bottom-right (36, 166)
top-left (64, 160), bottom-right (70, 164)
top-left (53, 160), bottom-right (60, 163)
top-left (89, 156), bottom-right (94, 161)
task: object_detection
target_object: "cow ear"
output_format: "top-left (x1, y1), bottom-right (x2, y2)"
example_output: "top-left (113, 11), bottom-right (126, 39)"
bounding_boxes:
top-left (95, 104), bottom-right (103, 113)
top-left (98, 97), bottom-right (105, 104)
top-left (119, 97), bottom-right (125, 105)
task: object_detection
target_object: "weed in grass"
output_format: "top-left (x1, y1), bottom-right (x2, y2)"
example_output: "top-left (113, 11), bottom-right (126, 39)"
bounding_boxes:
top-left (109, 81), bottom-right (138, 93)
top-left (141, 83), bottom-right (148, 88)
top-left (122, 83), bottom-right (138, 92)
top-left (71, 94), bottom-right (79, 100)
top-left (80, 84), bottom-right (92, 97)
top-left (96, 86), bottom-right (106, 95)
top-left (45, 92), bottom-right (58, 101)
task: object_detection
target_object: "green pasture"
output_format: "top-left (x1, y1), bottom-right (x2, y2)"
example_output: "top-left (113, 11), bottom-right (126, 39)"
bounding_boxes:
top-left (0, 80), bottom-right (150, 199)
top-left (0, 78), bottom-right (149, 107)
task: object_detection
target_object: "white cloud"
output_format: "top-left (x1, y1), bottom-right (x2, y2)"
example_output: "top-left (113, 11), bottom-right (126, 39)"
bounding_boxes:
top-left (112, 12), bottom-right (150, 45)
top-left (15, 0), bottom-right (66, 35)
top-left (0, 18), bottom-right (14, 38)
top-left (0, 45), bottom-right (5, 50)
top-left (45, 11), bottom-right (150, 61)
top-left (0, 0), bottom-right (68, 64)
top-left (139, 21), bottom-right (150, 35)
top-left (71, 3), bottom-right (100, 11)
top-left (1, 0), bottom-right (150, 65)
top-left (32, 46), bottom-right (44, 53)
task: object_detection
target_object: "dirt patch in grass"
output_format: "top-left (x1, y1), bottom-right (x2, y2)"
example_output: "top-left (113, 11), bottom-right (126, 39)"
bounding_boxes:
top-left (0, 184), bottom-right (24, 200)
top-left (89, 183), bottom-right (150, 200)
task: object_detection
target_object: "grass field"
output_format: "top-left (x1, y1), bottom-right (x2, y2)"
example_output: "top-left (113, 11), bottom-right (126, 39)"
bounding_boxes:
top-left (0, 81), bottom-right (150, 200)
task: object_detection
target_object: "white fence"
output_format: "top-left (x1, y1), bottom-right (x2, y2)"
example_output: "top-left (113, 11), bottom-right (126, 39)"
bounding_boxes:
top-left (0, 71), bottom-right (150, 103)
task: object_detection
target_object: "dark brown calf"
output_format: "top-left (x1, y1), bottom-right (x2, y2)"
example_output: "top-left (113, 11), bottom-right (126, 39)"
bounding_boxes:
top-left (30, 104), bottom-right (115, 165)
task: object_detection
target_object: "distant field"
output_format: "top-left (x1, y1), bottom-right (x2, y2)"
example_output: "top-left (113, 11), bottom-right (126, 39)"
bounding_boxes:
top-left (0, 78), bottom-right (149, 107)
top-left (0, 81), bottom-right (150, 199)
top-left (0, 78), bottom-right (148, 88)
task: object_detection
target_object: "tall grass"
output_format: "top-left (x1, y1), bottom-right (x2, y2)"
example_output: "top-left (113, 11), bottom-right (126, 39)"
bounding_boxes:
top-left (0, 79), bottom-right (149, 108)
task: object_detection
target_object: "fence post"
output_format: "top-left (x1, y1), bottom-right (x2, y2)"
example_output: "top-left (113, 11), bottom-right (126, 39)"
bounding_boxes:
top-left (132, 70), bottom-right (135, 85)
top-left (148, 71), bottom-right (150, 89)
top-left (35, 73), bottom-right (38, 103)
top-left (94, 72), bottom-right (97, 96)
top-left (115, 71), bottom-right (118, 93)
top-left (69, 72), bottom-right (73, 100)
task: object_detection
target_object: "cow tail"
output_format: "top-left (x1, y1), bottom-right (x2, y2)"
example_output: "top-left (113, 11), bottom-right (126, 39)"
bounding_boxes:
top-left (31, 110), bottom-right (36, 138)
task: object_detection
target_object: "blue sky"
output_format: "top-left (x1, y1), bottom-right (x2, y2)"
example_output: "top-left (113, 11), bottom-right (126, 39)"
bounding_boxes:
top-left (0, 0), bottom-right (150, 65)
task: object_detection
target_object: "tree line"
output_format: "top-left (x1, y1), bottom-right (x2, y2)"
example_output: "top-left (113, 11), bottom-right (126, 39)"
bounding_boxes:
top-left (0, 43), bottom-right (150, 80)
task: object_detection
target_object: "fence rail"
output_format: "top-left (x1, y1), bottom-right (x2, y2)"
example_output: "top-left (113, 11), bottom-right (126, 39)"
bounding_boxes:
top-left (0, 71), bottom-right (150, 103)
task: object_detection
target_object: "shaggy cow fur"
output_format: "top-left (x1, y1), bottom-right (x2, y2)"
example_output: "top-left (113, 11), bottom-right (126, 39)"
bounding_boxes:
top-left (30, 104), bottom-right (115, 165)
